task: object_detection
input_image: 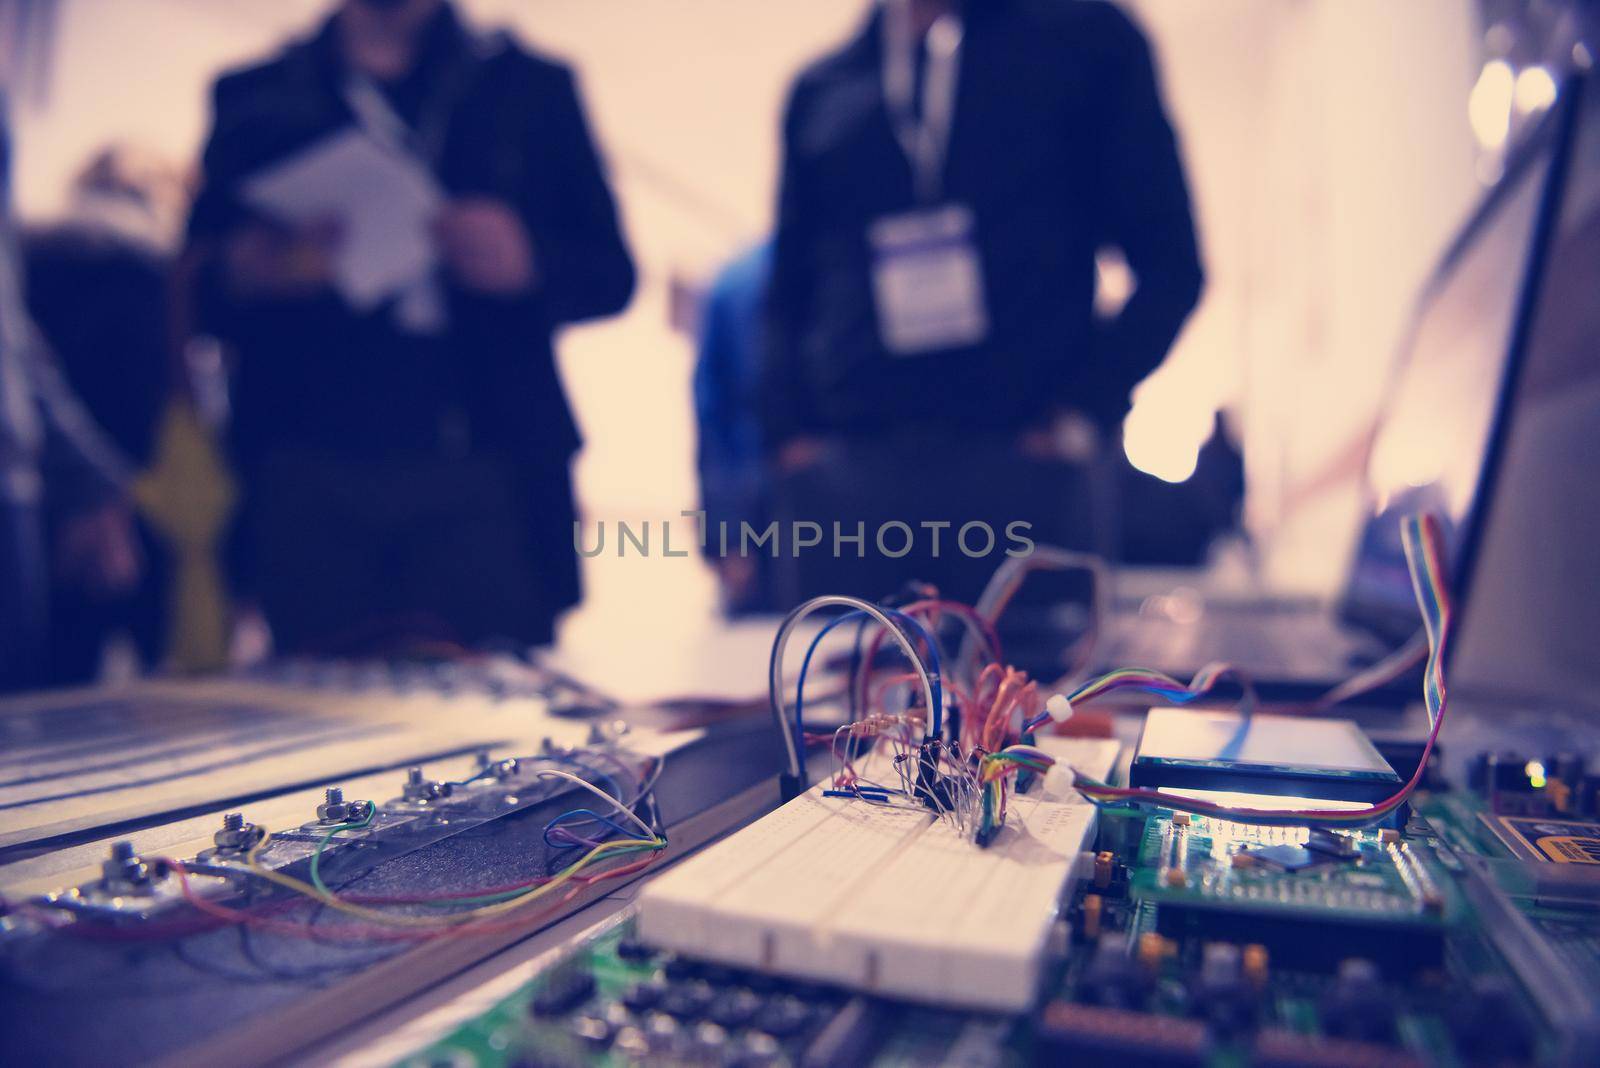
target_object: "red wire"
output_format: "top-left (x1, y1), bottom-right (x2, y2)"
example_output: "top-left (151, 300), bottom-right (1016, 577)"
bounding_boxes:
top-left (160, 847), bottom-right (664, 942)
top-left (853, 598), bottom-right (1001, 715)
top-left (1076, 515), bottom-right (1453, 825)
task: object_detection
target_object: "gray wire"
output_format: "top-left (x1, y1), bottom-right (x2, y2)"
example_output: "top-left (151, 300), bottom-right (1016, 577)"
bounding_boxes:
top-left (956, 547), bottom-right (1112, 685)
top-left (768, 595), bottom-right (939, 782)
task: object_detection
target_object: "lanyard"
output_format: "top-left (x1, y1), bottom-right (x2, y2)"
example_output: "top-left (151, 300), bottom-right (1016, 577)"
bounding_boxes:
top-left (339, 34), bottom-right (485, 172)
top-left (882, 0), bottom-right (965, 203)
top-left (342, 75), bottom-right (453, 168)
top-left (0, 224), bottom-right (41, 453)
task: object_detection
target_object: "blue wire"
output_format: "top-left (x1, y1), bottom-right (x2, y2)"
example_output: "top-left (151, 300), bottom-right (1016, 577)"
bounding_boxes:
top-left (794, 607), bottom-right (943, 759)
top-left (1022, 680), bottom-right (1219, 733)
top-left (542, 808), bottom-right (651, 850)
top-left (846, 613), bottom-right (871, 720)
top-left (531, 753), bottom-right (638, 843)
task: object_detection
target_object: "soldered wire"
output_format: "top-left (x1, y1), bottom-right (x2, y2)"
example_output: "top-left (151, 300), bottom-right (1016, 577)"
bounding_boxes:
top-left (1062, 513), bottom-right (1451, 827)
top-left (1019, 660), bottom-right (1258, 733)
top-left (769, 596), bottom-right (943, 781)
top-left (237, 833), bottom-right (661, 928)
top-left (819, 513), bottom-right (1450, 840)
top-left (149, 761), bottom-right (668, 936)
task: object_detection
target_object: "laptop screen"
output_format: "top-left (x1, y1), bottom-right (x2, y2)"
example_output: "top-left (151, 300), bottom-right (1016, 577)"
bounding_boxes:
top-left (1450, 72), bottom-right (1600, 698)
top-left (1338, 85), bottom-right (1573, 642)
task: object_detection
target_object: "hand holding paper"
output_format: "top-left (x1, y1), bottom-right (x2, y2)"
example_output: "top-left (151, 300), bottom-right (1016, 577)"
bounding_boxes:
top-left (241, 128), bottom-right (442, 309)
top-left (433, 197), bottom-right (538, 295)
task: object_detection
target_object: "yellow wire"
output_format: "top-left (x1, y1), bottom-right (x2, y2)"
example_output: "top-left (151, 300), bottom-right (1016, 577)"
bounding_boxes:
top-left (241, 832), bottom-right (661, 928)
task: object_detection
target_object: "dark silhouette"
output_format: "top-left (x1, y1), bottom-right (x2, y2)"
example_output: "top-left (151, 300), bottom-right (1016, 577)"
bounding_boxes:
top-left (763, 0), bottom-right (1202, 602)
top-left (181, 0), bottom-right (634, 652)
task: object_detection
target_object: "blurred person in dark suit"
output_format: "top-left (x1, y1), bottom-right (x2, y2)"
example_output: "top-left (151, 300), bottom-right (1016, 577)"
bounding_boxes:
top-left (23, 147), bottom-right (182, 682)
top-left (763, 0), bottom-right (1202, 602)
top-left (1, 103), bottom-right (141, 693)
top-left (181, 0), bottom-right (634, 652)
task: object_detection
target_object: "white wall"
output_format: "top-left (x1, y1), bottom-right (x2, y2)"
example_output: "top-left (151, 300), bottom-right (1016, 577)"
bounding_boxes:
top-left (1129, 0), bottom-right (1482, 592)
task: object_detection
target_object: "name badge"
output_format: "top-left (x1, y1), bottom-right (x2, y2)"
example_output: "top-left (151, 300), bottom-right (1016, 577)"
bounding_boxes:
top-left (869, 204), bottom-right (988, 356)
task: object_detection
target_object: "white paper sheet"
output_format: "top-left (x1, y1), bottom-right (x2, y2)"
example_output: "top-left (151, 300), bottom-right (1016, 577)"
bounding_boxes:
top-left (241, 128), bottom-right (441, 308)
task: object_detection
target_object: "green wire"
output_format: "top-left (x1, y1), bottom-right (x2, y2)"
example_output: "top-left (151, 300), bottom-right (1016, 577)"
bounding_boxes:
top-left (407, 842), bottom-right (663, 908)
top-left (309, 808), bottom-right (376, 896)
top-left (306, 809), bottom-right (663, 907)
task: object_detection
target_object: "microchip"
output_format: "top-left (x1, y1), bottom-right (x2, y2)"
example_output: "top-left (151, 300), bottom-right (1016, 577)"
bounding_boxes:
top-left (1242, 844), bottom-right (1321, 872)
top-left (1307, 828), bottom-right (1360, 858)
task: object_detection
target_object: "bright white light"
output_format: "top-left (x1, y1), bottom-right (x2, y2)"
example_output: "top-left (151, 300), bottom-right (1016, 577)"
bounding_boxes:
top-left (1123, 391), bottom-right (1211, 484)
top-left (1469, 59), bottom-right (1515, 149)
top-left (1514, 65), bottom-right (1557, 114)
top-left (1160, 787), bottom-right (1371, 812)
top-left (1094, 248), bottom-right (1135, 318)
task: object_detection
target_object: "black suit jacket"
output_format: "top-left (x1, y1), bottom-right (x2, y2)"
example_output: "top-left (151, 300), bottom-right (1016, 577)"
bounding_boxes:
top-left (763, 0), bottom-right (1202, 446)
top-left (187, 4), bottom-right (633, 465)
top-left (185, 5), bottom-right (634, 611)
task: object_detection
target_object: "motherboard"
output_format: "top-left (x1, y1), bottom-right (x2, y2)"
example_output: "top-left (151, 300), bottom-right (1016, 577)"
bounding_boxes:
top-left (392, 771), bottom-right (1600, 1068)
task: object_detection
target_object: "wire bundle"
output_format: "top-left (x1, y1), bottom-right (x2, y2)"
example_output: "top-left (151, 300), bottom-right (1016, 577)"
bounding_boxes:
top-left (160, 763), bottom-right (667, 940)
top-left (773, 512), bottom-right (1450, 839)
top-left (1063, 513), bottom-right (1451, 827)
top-left (1020, 660), bottom-right (1259, 733)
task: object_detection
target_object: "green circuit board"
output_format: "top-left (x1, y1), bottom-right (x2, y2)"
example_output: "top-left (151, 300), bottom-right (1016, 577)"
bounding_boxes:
top-left (395, 797), bottom-right (1597, 1067)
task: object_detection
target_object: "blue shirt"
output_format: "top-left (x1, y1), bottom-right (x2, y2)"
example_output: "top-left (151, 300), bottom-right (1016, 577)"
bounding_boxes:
top-left (693, 242), bottom-right (772, 547)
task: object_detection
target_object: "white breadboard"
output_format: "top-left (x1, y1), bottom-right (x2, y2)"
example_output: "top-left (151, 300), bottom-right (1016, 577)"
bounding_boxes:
top-left (637, 738), bottom-right (1119, 1010)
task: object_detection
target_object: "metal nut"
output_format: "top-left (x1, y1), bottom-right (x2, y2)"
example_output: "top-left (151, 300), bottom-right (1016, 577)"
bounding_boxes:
top-left (316, 787), bottom-right (373, 824)
top-left (400, 766), bottom-right (451, 803)
top-left (100, 840), bottom-right (154, 891)
top-left (211, 812), bottom-right (265, 853)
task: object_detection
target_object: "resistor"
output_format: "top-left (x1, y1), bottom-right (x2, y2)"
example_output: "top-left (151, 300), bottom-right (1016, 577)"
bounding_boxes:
top-left (1092, 851), bottom-right (1115, 889)
top-left (1081, 894), bottom-right (1103, 940)
top-left (1137, 932), bottom-right (1175, 974)
top-left (1243, 944), bottom-right (1269, 989)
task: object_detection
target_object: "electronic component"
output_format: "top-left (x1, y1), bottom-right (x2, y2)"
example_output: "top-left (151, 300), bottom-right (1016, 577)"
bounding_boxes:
top-left (1131, 708), bottom-right (1402, 805)
top-left (1307, 827), bottom-right (1360, 858)
top-left (388, 747), bottom-right (1600, 1068)
top-left (635, 785), bottom-right (1099, 1010)
top-left (1081, 934), bottom-right (1154, 1009)
top-left (1317, 958), bottom-right (1394, 1044)
top-left (1240, 844), bottom-right (1322, 872)
top-left (1482, 813), bottom-right (1600, 864)
top-left (1193, 941), bottom-right (1259, 1036)
top-left (1127, 811), bottom-right (1456, 974)
top-left (13, 745), bottom-right (657, 926)
top-left (1036, 1002), bottom-right (1208, 1066)
top-left (1252, 1028), bottom-right (1423, 1068)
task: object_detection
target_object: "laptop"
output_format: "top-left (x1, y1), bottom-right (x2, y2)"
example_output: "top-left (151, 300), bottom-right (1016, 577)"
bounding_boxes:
top-left (1099, 73), bottom-right (1584, 702)
top-left (1448, 69), bottom-right (1600, 702)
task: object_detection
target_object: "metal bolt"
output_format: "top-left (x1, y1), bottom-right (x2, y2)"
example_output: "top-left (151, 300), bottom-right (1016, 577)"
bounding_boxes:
top-left (102, 840), bottom-right (153, 890)
top-left (317, 787), bottom-right (362, 823)
top-left (401, 766), bottom-right (448, 803)
top-left (213, 813), bottom-right (262, 853)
